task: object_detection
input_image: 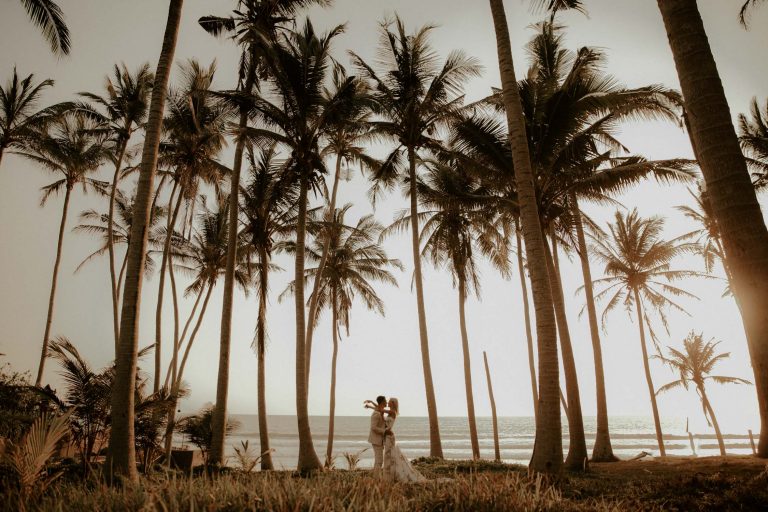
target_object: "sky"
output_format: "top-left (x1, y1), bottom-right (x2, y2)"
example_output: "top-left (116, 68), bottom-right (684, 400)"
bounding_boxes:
top-left (0, 0), bottom-right (766, 437)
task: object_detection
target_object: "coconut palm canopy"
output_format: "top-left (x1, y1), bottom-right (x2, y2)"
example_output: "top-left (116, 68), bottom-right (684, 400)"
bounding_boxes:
top-left (0, 1), bottom-right (765, 465)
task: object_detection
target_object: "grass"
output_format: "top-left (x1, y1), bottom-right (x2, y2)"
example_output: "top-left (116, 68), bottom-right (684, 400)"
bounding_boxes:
top-left (2, 457), bottom-right (767, 511)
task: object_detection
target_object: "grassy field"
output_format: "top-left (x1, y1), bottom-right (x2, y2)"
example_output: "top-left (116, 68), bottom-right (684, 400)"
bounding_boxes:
top-left (2, 456), bottom-right (767, 511)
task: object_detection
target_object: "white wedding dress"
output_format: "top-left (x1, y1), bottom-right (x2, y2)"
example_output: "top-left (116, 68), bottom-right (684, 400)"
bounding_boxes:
top-left (384, 415), bottom-right (426, 482)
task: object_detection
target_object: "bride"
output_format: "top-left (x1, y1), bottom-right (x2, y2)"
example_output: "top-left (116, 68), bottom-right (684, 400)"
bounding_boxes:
top-left (381, 398), bottom-right (426, 482)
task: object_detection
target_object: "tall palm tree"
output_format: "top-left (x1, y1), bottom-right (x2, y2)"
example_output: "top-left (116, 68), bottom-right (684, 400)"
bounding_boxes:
top-left (109, 0), bottom-right (184, 482)
top-left (154, 60), bottom-right (231, 394)
top-left (0, 68), bottom-right (61, 168)
top-left (590, 209), bottom-right (705, 457)
top-left (400, 162), bottom-right (507, 460)
top-left (16, 0), bottom-right (70, 55)
top-left (73, 190), bottom-right (165, 303)
top-left (78, 64), bottom-right (154, 353)
top-left (240, 145), bottom-right (299, 470)
top-left (737, 98), bottom-right (768, 190)
top-left (287, 206), bottom-right (401, 467)
top-left (656, 0), bottom-right (768, 457)
top-left (350, 17), bottom-right (481, 459)
top-left (199, 0), bottom-right (330, 468)
top-left (304, 67), bottom-right (375, 387)
top-left (162, 199), bottom-right (252, 461)
top-left (655, 331), bottom-right (751, 456)
top-left (487, 0), bottom-right (562, 472)
top-left (243, 19), bottom-right (348, 472)
top-left (14, 112), bottom-right (108, 386)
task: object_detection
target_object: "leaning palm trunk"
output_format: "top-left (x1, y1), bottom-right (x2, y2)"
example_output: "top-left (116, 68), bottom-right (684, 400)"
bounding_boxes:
top-left (458, 277), bottom-right (480, 459)
top-left (107, 134), bottom-right (131, 354)
top-left (209, 105), bottom-right (250, 467)
top-left (154, 182), bottom-right (183, 391)
top-left (167, 243), bottom-right (182, 391)
top-left (256, 246), bottom-right (273, 470)
top-left (325, 295), bottom-right (339, 467)
top-left (571, 196), bottom-right (616, 462)
top-left (407, 146), bottom-right (443, 458)
top-left (657, 0), bottom-right (768, 457)
top-left (483, 351), bottom-right (501, 461)
top-left (294, 174), bottom-right (322, 472)
top-left (699, 387), bottom-right (726, 456)
top-left (305, 155), bottom-right (343, 387)
top-left (35, 185), bottom-right (72, 386)
top-left (514, 221), bottom-right (539, 424)
top-left (488, 0), bottom-right (561, 473)
top-left (633, 289), bottom-right (666, 456)
top-left (545, 233), bottom-right (588, 470)
top-left (108, 0), bottom-right (184, 482)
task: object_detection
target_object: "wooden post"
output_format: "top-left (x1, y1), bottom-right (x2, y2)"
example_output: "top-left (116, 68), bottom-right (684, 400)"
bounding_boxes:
top-left (483, 351), bottom-right (501, 462)
top-left (749, 430), bottom-right (757, 455)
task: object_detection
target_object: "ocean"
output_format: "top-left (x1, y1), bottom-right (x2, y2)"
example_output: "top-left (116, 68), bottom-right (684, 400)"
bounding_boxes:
top-left (195, 415), bottom-right (758, 470)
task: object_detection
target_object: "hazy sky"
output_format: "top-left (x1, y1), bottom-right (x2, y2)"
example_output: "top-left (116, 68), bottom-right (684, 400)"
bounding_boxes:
top-left (1, 1), bottom-right (766, 436)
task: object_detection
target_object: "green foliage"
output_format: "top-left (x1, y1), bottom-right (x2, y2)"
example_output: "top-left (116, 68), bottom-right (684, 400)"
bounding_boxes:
top-left (0, 364), bottom-right (45, 441)
top-left (340, 448), bottom-right (368, 471)
top-left (1, 411), bottom-right (72, 508)
top-left (177, 406), bottom-right (240, 466)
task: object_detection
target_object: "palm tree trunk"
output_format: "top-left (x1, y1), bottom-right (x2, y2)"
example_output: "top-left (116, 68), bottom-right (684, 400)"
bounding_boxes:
top-left (116, 250), bottom-right (128, 307)
top-left (107, 136), bottom-right (130, 355)
top-left (514, 221), bottom-right (539, 424)
top-left (571, 196), bottom-right (616, 462)
top-left (483, 351), bottom-right (501, 461)
top-left (35, 184), bottom-right (72, 386)
top-left (657, 0), bottom-right (768, 458)
top-left (545, 232), bottom-right (587, 470)
top-left (164, 284), bottom-right (204, 390)
top-left (164, 281), bottom-right (214, 461)
top-left (294, 174), bottom-right (322, 472)
top-left (305, 154), bottom-right (343, 388)
top-left (155, 181), bottom-right (183, 392)
top-left (488, 0), bottom-right (561, 473)
top-left (108, 0), bottom-right (183, 482)
top-left (167, 243), bottom-right (181, 390)
top-left (633, 289), bottom-right (666, 457)
top-left (458, 277), bottom-right (480, 459)
top-left (210, 57), bottom-right (258, 466)
top-left (257, 246), bottom-right (273, 470)
top-left (408, 145), bottom-right (443, 459)
top-left (699, 387), bottom-right (726, 456)
top-left (326, 294), bottom-right (339, 467)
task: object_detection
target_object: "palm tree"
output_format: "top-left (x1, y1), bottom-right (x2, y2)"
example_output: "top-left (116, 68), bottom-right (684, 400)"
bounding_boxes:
top-left (0, 68), bottom-right (61, 168)
top-left (655, 331), bottom-right (751, 456)
top-left (14, 112), bottom-right (108, 387)
top-left (162, 199), bottom-right (252, 461)
top-left (304, 67), bottom-right (375, 387)
top-left (487, 0), bottom-right (562, 472)
top-left (16, 0), bottom-right (70, 55)
top-left (350, 17), bottom-right (481, 459)
top-left (240, 145), bottom-right (299, 470)
top-left (656, 0), bottom-right (768, 458)
top-left (243, 19), bottom-right (349, 472)
top-left (287, 206), bottom-right (401, 467)
top-left (590, 209), bottom-right (705, 457)
top-left (387, 161), bottom-right (506, 460)
top-left (154, 60), bottom-right (231, 394)
top-left (737, 98), bottom-right (768, 190)
top-left (73, 190), bottom-right (166, 302)
top-left (198, 0), bottom-right (330, 468)
top-left (109, 0), bottom-right (184, 482)
top-left (78, 64), bottom-right (154, 353)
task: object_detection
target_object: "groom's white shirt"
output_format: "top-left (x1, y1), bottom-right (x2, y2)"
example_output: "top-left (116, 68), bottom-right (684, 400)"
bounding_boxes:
top-left (368, 410), bottom-right (386, 445)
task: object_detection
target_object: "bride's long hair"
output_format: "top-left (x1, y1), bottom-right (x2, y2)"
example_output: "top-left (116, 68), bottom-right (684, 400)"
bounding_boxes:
top-left (389, 397), bottom-right (399, 415)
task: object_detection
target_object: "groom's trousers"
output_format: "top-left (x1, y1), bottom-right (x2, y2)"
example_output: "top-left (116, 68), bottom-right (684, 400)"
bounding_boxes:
top-left (372, 443), bottom-right (383, 474)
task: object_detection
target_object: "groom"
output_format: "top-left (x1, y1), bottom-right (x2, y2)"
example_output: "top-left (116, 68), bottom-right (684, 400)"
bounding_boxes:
top-left (368, 395), bottom-right (388, 476)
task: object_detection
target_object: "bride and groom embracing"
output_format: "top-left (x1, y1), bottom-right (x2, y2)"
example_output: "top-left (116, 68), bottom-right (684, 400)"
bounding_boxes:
top-left (365, 396), bottom-right (426, 482)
